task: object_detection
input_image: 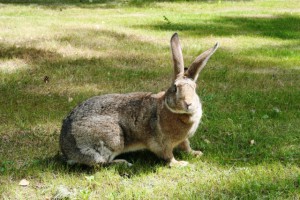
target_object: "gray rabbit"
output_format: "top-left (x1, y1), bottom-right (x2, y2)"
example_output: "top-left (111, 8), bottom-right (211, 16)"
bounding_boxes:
top-left (60, 33), bottom-right (218, 167)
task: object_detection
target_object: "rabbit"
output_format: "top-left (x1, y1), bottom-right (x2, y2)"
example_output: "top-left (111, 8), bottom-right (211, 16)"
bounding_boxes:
top-left (59, 33), bottom-right (219, 167)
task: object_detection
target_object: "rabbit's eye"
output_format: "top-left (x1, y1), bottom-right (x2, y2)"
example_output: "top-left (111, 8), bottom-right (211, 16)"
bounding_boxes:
top-left (172, 84), bottom-right (177, 93)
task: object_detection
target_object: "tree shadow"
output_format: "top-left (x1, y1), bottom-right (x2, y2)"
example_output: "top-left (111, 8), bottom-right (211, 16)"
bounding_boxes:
top-left (0, 0), bottom-right (254, 8)
top-left (125, 0), bottom-right (253, 7)
top-left (0, 43), bottom-right (60, 63)
top-left (136, 15), bottom-right (300, 39)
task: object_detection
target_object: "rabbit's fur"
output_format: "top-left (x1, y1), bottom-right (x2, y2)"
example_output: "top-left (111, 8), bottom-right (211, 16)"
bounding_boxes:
top-left (60, 33), bottom-right (218, 167)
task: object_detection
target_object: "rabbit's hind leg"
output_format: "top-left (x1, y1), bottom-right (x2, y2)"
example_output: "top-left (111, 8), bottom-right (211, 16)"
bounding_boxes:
top-left (63, 143), bottom-right (112, 166)
top-left (78, 143), bottom-right (113, 166)
top-left (67, 115), bottom-right (126, 166)
top-left (61, 131), bottom-right (110, 166)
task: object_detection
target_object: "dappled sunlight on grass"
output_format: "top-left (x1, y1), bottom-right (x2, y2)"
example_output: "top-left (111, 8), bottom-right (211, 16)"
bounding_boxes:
top-left (0, 58), bottom-right (28, 73)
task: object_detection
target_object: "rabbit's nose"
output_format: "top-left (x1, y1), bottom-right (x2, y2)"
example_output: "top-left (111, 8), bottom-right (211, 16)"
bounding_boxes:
top-left (185, 102), bottom-right (192, 109)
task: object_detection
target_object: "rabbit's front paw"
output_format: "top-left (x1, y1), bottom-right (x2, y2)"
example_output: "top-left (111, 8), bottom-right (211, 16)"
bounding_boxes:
top-left (191, 150), bottom-right (203, 157)
top-left (169, 159), bottom-right (189, 167)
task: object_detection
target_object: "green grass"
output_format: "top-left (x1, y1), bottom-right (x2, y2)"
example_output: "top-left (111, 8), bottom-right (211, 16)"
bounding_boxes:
top-left (0, 0), bottom-right (299, 199)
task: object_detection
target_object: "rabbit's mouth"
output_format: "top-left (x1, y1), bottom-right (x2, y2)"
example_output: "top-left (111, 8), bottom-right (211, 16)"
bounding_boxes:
top-left (185, 105), bottom-right (198, 113)
top-left (164, 98), bottom-right (197, 114)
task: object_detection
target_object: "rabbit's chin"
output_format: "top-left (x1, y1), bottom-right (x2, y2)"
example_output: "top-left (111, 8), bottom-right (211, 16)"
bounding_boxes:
top-left (164, 100), bottom-right (198, 114)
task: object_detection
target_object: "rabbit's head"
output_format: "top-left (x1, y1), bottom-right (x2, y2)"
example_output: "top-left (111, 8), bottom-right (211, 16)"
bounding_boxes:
top-left (165, 33), bottom-right (219, 114)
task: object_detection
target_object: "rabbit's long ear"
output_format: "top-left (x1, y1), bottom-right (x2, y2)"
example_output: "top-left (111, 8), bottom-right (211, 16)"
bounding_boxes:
top-left (186, 42), bottom-right (219, 82)
top-left (170, 33), bottom-right (184, 80)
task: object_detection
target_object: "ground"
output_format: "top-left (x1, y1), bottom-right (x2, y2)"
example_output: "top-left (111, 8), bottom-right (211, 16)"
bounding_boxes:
top-left (0, 0), bottom-right (299, 199)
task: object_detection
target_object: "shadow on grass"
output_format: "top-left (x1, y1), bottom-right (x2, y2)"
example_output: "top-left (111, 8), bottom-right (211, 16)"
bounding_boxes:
top-left (3, 149), bottom-right (197, 179)
top-left (0, 151), bottom-right (165, 179)
top-left (0, 0), bottom-right (253, 8)
top-left (136, 15), bottom-right (300, 39)
top-left (0, 28), bottom-right (299, 179)
top-left (0, 44), bottom-right (59, 62)
top-left (0, 30), bottom-right (168, 128)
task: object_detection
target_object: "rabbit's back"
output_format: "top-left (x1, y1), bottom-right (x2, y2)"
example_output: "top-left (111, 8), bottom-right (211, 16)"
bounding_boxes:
top-left (63, 92), bottom-right (155, 123)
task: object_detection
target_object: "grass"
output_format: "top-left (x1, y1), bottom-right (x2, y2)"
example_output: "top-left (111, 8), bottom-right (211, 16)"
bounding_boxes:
top-left (0, 0), bottom-right (299, 199)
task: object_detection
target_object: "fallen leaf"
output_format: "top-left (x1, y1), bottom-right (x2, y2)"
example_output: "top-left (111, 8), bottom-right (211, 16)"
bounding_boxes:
top-left (43, 76), bottom-right (49, 83)
top-left (19, 179), bottom-right (29, 186)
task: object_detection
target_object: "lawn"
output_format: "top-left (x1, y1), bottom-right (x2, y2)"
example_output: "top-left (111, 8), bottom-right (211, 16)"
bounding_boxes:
top-left (0, 0), bottom-right (299, 199)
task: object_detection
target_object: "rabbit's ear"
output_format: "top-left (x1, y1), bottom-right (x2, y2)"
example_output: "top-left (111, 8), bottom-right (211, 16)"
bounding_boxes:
top-left (186, 42), bottom-right (219, 82)
top-left (170, 33), bottom-right (184, 79)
